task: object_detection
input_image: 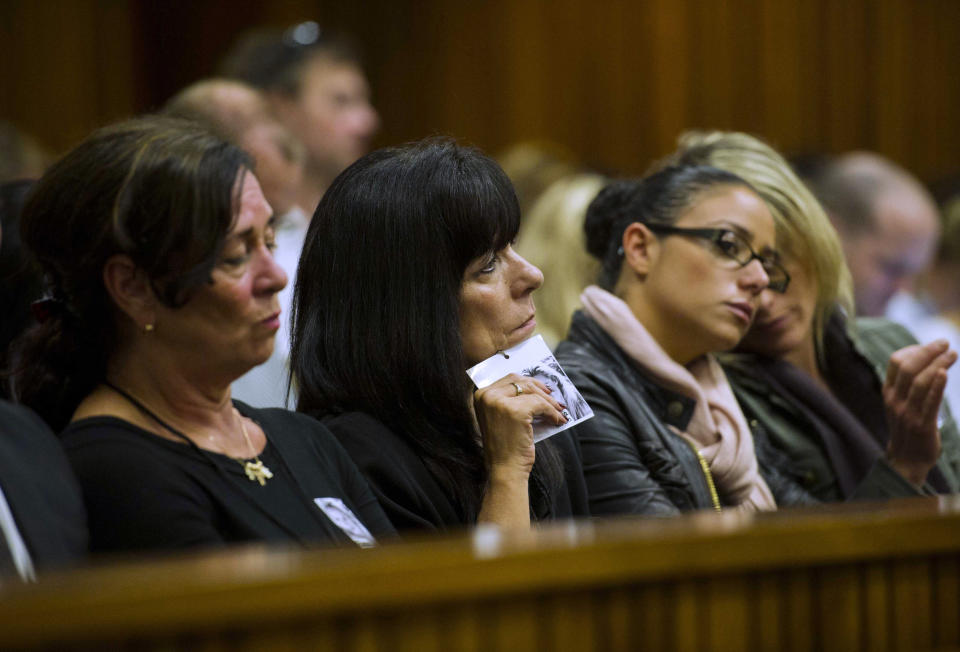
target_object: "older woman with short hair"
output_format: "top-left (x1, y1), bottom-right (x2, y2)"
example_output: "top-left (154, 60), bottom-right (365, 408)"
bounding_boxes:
top-left (12, 116), bottom-right (394, 552)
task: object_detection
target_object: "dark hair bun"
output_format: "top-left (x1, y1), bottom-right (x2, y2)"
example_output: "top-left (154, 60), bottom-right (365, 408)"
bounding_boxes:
top-left (583, 180), bottom-right (640, 260)
top-left (583, 164), bottom-right (752, 290)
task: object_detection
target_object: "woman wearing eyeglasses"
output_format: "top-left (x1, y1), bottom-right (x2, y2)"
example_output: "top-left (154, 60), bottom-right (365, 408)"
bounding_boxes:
top-left (555, 164), bottom-right (814, 515)
top-left (670, 132), bottom-right (960, 502)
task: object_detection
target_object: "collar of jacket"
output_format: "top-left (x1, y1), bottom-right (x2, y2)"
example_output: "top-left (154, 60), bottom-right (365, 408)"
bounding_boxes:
top-left (565, 311), bottom-right (698, 430)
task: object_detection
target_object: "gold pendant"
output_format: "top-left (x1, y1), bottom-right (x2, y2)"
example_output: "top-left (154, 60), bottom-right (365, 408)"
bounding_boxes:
top-left (243, 459), bottom-right (273, 486)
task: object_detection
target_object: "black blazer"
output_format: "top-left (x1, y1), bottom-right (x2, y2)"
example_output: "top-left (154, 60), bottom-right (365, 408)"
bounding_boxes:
top-left (0, 401), bottom-right (87, 569)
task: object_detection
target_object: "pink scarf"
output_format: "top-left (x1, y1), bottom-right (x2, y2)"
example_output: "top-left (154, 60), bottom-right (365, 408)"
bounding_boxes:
top-left (581, 286), bottom-right (776, 511)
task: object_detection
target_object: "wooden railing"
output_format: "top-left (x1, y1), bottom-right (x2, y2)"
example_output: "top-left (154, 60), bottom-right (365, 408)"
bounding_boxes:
top-left (2, 497), bottom-right (960, 651)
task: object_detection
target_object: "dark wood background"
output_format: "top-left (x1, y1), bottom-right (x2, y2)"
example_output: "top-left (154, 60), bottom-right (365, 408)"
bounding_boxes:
top-left (3, 0), bottom-right (959, 181)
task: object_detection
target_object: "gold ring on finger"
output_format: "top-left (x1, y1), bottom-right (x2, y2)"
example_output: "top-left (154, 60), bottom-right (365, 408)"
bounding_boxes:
top-left (512, 382), bottom-right (523, 396)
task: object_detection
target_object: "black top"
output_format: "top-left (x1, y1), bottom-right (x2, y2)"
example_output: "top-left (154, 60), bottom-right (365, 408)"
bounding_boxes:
top-left (61, 403), bottom-right (395, 553)
top-left (321, 410), bottom-right (591, 533)
top-left (0, 400), bottom-right (87, 569)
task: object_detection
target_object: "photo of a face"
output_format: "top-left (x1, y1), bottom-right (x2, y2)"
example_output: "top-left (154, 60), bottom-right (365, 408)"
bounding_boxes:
top-left (466, 335), bottom-right (593, 442)
top-left (521, 360), bottom-right (590, 421)
top-left (314, 497), bottom-right (377, 548)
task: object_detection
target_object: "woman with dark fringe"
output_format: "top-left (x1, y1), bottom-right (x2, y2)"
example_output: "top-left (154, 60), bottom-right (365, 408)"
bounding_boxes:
top-left (291, 138), bottom-right (590, 532)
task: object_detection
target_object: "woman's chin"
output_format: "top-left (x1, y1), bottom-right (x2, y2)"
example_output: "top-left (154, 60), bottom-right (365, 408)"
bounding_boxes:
top-left (245, 341), bottom-right (277, 369)
top-left (507, 317), bottom-right (537, 346)
top-left (710, 323), bottom-right (751, 354)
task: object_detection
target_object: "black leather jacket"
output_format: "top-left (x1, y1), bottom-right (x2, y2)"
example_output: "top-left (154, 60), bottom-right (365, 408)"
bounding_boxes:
top-left (555, 311), bottom-right (816, 516)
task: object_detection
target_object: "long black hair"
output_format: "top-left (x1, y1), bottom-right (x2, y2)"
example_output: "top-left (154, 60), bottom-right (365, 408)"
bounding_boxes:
top-left (11, 116), bottom-right (251, 431)
top-left (585, 164), bottom-right (753, 289)
top-left (292, 138), bottom-right (561, 521)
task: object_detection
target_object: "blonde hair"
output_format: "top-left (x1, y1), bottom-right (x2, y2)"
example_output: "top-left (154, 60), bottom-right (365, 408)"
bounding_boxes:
top-left (666, 131), bottom-right (854, 354)
top-left (498, 140), bottom-right (580, 217)
top-left (515, 173), bottom-right (606, 347)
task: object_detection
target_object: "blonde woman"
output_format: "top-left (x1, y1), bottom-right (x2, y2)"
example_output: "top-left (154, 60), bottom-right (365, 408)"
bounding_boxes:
top-left (670, 131), bottom-right (960, 501)
top-left (515, 174), bottom-right (606, 347)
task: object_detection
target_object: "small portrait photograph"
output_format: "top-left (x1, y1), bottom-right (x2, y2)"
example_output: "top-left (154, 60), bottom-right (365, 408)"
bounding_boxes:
top-left (466, 335), bottom-right (594, 442)
top-left (314, 497), bottom-right (377, 548)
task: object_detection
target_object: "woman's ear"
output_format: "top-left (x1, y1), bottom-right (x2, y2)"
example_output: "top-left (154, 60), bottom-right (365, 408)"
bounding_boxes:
top-left (102, 254), bottom-right (158, 332)
top-left (621, 222), bottom-right (657, 277)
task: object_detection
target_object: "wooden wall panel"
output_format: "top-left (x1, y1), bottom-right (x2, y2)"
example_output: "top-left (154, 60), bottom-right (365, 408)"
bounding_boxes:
top-left (934, 556), bottom-right (960, 646)
top-left (292, 0), bottom-right (960, 181)
top-left (2, 0), bottom-right (959, 181)
top-left (757, 0), bottom-right (803, 148)
top-left (0, 0), bottom-right (136, 156)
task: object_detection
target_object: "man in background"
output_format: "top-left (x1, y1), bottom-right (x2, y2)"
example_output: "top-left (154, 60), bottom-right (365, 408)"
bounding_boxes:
top-left (165, 79), bottom-right (304, 218)
top-left (164, 79), bottom-right (307, 408)
top-left (220, 21), bottom-right (379, 214)
top-left (811, 152), bottom-right (940, 318)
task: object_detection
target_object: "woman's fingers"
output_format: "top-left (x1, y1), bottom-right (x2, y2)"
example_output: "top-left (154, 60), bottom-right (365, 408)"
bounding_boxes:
top-left (497, 391), bottom-right (568, 426)
top-left (886, 340), bottom-right (951, 400)
top-left (917, 369), bottom-right (949, 425)
top-left (904, 348), bottom-right (955, 395)
top-left (904, 351), bottom-right (956, 426)
top-left (883, 342), bottom-right (952, 485)
top-left (473, 376), bottom-right (568, 458)
top-left (887, 347), bottom-right (952, 435)
top-left (506, 374), bottom-right (551, 398)
top-left (508, 394), bottom-right (568, 425)
top-left (480, 373), bottom-right (566, 415)
top-left (473, 374), bottom-right (570, 475)
top-left (527, 377), bottom-right (552, 394)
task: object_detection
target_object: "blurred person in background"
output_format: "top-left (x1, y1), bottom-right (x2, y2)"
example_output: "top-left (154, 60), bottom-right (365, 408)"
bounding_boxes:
top-left (164, 79), bottom-right (305, 219)
top-left (514, 173), bottom-right (606, 348)
top-left (811, 152), bottom-right (940, 319)
top-left (0, 121), bottom-right (49, 183)
top-left (888, 180), bottom-right (960, 416)
top-left (220, 21), bottom-right (379, 214)
top-left (164, 79), bottom-right (307, 408)
top-left (498, 141), bottom-right (581, 219)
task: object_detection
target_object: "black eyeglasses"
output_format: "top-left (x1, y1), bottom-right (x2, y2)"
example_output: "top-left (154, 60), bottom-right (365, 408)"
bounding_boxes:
top-left (644, 224), bottom-right (791, 293)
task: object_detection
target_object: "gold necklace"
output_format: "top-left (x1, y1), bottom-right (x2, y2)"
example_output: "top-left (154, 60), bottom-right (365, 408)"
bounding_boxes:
top-left (104, 381), bottom-right (274, 486)
top-left (233, 408), bottom-right (273, 486)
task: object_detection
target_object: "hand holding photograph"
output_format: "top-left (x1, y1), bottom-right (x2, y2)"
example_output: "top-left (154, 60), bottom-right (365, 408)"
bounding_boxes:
top-left (466, 335), bottom-right (594, 442)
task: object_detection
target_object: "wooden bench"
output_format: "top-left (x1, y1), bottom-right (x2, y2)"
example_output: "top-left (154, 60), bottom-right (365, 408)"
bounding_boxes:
top-left (2, 496), bottom-right (959, 651)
